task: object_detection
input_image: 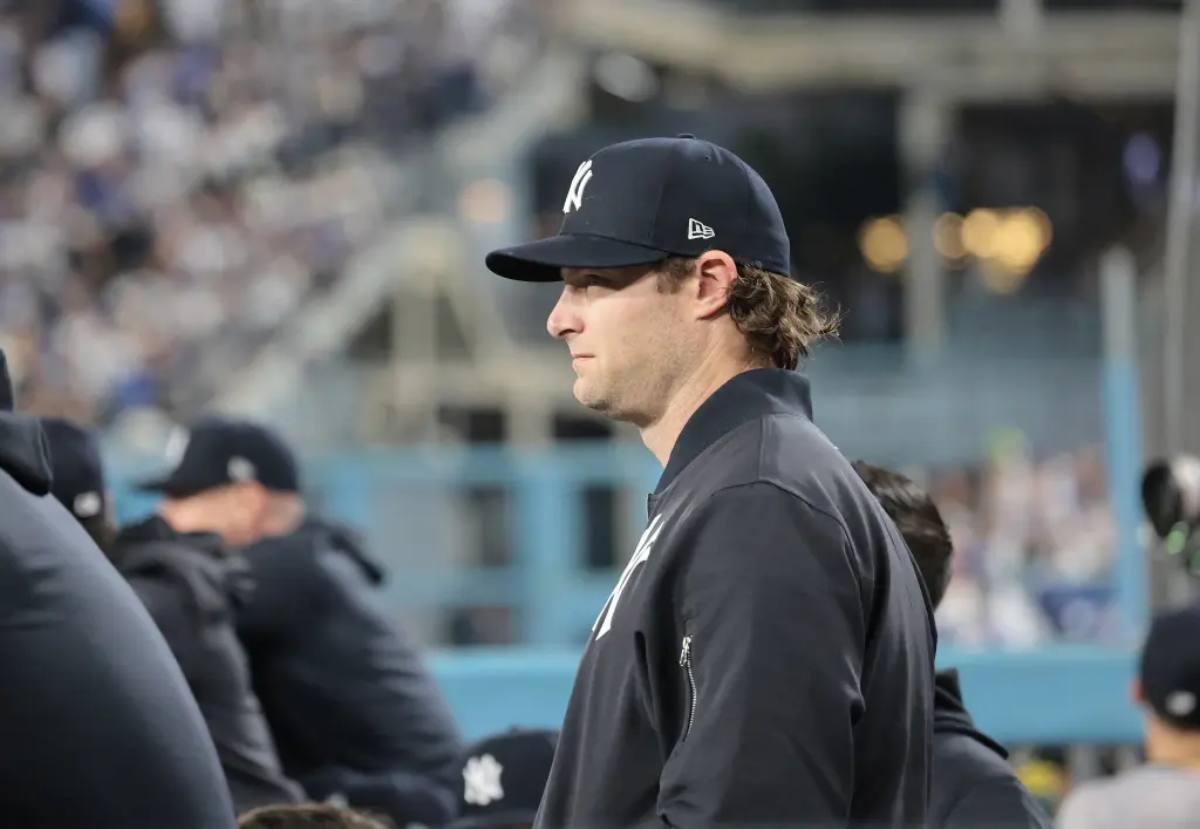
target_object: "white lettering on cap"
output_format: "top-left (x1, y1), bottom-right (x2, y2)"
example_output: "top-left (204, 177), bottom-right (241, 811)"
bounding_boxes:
top-left (562, 159), bottom-right (593, 214)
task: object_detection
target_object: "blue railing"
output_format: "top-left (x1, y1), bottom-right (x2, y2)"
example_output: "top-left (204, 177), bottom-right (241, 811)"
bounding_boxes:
top-left (111, 437), bottom-right (1148, 746)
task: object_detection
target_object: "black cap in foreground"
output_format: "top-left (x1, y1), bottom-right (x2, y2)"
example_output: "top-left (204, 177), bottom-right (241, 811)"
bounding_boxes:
top-left (449, 729), bottom-right (557, 829)
top-left (1141, 602), bottom-right (1200, 730)
top-left (40, 418), bottom-right (107, 521)
top-left (137, 416), bottom-right (300, 498)
top-left (485, 135), bottom-right (791, 282)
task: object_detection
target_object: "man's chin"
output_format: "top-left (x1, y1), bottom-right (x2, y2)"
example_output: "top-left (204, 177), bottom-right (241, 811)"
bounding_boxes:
top-left (573, 381), bottom-right (611, 414)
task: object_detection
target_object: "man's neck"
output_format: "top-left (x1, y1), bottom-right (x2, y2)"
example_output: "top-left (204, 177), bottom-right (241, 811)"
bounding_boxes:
top-left (1146, 727), bottom-right (1200, 771)
top-left (640, 353), bottom-right (763, 467)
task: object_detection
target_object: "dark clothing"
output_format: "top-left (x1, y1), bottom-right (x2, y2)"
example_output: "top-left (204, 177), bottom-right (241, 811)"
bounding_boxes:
top-left (536, 369), bottom-right (936, 829)
top-left (932, 670), bottom-right (1052, 829)
top-left (238, 519), bottom-right (463, 824)
top-left (0, 411), bottom-right (235, 827)
top-left (111, 516), bottom-right (303, 813)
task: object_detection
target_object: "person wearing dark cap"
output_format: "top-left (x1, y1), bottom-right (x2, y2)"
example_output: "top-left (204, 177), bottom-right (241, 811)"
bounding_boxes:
top-left (1057, 602), bottom-right (1200, 828)
top-left (110, 415), bottom-right (305, 812)
top-left (484, 136), bottom-right (935, 828)
top-left (227, 437), bottom-right (463, 826)
top-left (852, 461), bottom-right (1053, 829)
top-left (0, 355), bottom-right (236, 826)
top-left (449, 729), bottom-right (557, 829)
top-left (39, 417), bottom-right (116, 551)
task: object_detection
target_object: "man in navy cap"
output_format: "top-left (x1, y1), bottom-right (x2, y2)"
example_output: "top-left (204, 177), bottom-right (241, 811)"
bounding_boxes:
top-left (485, 136), bottom-right (935, 828)
top-left (239, 513), bottom-right (465, 828)
top-left (0, 354), bottom-right (235, 826)
top-left (109, 415), bottom-right (305, 812)
top-left (144, 417), bottom-right (463, 826)
top-left (1058, 602), bottom-right (1200, 828)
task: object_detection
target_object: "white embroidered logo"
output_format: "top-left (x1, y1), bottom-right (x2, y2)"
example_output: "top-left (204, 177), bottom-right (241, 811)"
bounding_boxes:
top-left (688, 218), bottom-right (715, 240)
top-left (227, 456), bottom-right (257, 483)
top-left (463, 754), bottom-right (505, 806)
top-left (1166, 690), bottom-right (1197, 718)
top-left (73, 491), bottom-right (103, 519)
top-left (562, 159), bottom-right (594, 214)
top-left (594, 514), bottom-right (665, 639)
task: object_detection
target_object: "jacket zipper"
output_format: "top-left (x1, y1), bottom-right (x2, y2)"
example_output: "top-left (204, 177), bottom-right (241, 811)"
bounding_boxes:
top-left (679, 634), bottom-right (697, 742)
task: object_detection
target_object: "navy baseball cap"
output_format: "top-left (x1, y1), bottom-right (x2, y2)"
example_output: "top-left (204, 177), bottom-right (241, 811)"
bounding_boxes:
top-left (137, 416), bottom-right (300, 498)
top-left (450, 728), bottom-right (557, 829)
top-left (485, 135), bottom-right (791, 282)
top-left (1140, 603), bottom-right (1200, 730)
top-left (40, 417), bottom-right (107, 521)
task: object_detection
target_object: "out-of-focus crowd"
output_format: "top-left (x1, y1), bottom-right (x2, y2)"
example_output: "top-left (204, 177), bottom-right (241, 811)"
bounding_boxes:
top-left (928, 438), bottom-right (1118, 646)
top-left (0, 0), bottom-right (540, 425)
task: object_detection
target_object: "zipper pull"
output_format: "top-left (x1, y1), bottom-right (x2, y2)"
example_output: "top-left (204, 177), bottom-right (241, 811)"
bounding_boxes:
top-left (679, 634), bottom-right (692, 667)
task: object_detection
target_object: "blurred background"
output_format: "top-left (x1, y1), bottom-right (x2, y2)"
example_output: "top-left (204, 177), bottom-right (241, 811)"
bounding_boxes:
top-left (4, 0), bottom-right (1199, 813)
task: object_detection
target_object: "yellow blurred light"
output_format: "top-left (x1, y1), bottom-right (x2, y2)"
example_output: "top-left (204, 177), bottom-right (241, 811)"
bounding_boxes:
top-left (933, 212), bottom-right (966, 261)
top-left (993, 212), bottom-right (1045, 271)
top-left (961, 209), bottom-right (1001, 258)
top-left (858, 216), bottom-right (908, 274)
top-left (458, 179), bottom-right (512, 225)
top-left (980, 260), bottom-right (1029, 295)
top-left (1025, 207), bottom-right (1053, 252)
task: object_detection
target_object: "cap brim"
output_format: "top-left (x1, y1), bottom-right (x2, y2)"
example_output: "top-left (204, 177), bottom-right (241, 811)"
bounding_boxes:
top-left (485, 234), bottom-right (667, 282)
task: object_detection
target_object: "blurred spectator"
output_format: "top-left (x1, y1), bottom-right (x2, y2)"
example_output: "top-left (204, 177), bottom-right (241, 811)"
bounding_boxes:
top-left (99, 414), bottom-right (307, 812)
top-left (449, 729), bottom-right (558, 829)
top-left (238, 803), bottom-right (390, 829)
top-left (854, 460), bottom-right (1053, 829)
top-left (1057, 603), bottom-right (1200, 828)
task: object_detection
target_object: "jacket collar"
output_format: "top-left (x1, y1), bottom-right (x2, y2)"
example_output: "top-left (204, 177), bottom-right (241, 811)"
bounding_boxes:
top-left (655, 368), bottom-right (813, 496)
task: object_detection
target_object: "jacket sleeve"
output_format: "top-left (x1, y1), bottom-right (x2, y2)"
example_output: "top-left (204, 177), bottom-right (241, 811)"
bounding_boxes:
top-left (657, 482), bottom-right (867, 827)
top-left (126, 571), bottom-right (204, 681)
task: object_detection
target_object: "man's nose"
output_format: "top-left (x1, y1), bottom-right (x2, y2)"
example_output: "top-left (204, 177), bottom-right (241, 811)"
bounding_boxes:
top-left (547, 287), bottom-right (581, 340)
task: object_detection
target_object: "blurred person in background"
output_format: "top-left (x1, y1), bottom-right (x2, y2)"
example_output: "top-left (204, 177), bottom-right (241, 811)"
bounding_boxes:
top-left (237, 803), bottom-right (390, 829)
top-left (449, 729), bottom-right (558, 829)
top-left (88, 415), bottom-right (306, 813)
top-left (485, 135), bottom-right (935, 828)
top-left (0, 350), bottom-right (235, 827)
top-left (229, 422), bottom-right (463, 827)
top-left (1057, 602), bottom-right (1200, 829)
top-left (853, 460), bottom-right (1053, 829)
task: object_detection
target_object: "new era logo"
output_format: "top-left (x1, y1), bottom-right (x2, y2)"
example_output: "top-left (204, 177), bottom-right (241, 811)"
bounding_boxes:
top-left (688, 218), bottom-right (715, 240)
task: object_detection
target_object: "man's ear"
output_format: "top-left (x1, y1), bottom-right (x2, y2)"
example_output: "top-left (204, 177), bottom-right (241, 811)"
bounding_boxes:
top-left (692, 250), bottom-right (738, 320)
top-left (1132, 679), bottom-right (1145, 704)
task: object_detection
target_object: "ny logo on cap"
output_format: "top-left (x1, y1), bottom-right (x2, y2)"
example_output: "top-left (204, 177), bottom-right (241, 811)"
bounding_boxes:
top-left (688, 218), bottom-right (715, 240)
top-left (562, 159), bottom-right (593, 214)
top-left (463, 754), bottom-right (505, 806)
